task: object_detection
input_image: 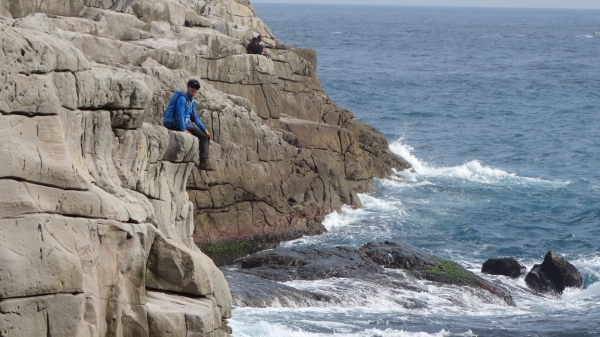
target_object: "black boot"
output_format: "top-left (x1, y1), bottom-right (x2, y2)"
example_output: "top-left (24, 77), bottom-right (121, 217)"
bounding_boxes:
top-left (198, 161), bottom-right (216, 171)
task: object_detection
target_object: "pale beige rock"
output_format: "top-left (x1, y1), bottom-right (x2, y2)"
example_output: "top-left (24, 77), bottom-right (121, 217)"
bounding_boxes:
top-left (62, 31), bottom-right (127, 65)
top-left (53, 71), bottom-right (79, 110)
top-left (146, 234), bottom-right (214, 296)
top-left (121, 305), bottom-right (150, 337)
top-left (0, 114), bottom-right (91, 189)
top-left (92, 10), bottom-right (151, 40)
top-left (3, 0), bottom-right (84, 18)
top-left (0, 214), bottom-right (163, 335)
top-left (206, 54), bottom-right (276, 84)
top-left (75, 66), bottom-right (152, 110)
top-left (12, 12), bottom-right (58, 31)
top-left (0, 293), bottom-right (86, 337)
top-left (185, 9), bottom-right (211, 27)
top-left (0, 179), bottom-right (151, 221)
top-left (0, 216), bottom-right (84, 299)
top-left (146, 291), bottom-right (228, 337)
top-left (167, 0), bottom-right (186, 26)
top-left (131, 0), bottom-right (170, 24)
top-left (149, 20), bottom-right (173, 37)
top-left (0, 24), bottom-right (90, 75)
top-left (0, 73), bottom-right (63, 115)
top-left (51, 15), bottom-right (108, 36)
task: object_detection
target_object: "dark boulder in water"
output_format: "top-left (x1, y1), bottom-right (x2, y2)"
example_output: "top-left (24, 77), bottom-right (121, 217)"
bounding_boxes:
top-left (525, 251), bottom-right (582, 294)
top-left (238, 240), bottom-right (515, 306)
top-left (481, 257), bottom-right (527, 278)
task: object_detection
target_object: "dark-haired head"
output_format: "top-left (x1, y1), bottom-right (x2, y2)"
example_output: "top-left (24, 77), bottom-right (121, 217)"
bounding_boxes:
top-left (187, 79), bottom-right (200, 90)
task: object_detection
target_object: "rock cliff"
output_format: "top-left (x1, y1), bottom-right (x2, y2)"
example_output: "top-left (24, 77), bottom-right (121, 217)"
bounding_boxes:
top-left (0, 0), bottom-right (410, 336)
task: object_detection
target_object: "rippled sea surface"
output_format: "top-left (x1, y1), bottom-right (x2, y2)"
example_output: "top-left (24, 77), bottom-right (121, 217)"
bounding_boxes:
top-left (230, 5), bottom-right (600, 336)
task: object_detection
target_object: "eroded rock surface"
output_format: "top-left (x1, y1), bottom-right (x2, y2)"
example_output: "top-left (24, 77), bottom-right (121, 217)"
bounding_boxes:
top-left (0, 3), bottom-right (233, 335)
top-left (0, 0), bottom-right (411, 335)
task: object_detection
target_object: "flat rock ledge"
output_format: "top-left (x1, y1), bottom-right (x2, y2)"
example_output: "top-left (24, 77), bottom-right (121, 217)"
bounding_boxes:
top-left (234, 241), bottom-right (515, 306)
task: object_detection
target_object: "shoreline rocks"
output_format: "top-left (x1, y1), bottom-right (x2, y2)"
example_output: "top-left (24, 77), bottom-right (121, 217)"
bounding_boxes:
top-left (481, 257), bottom-right (527, 278)
top-left (236, 241), bottom-right (516, 306)
top-left (525, 251), bottom-right (582, 295)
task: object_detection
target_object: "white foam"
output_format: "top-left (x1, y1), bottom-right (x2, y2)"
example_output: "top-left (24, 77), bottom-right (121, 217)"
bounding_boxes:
top-left (389, 139), bottom-right (426, 173)
top-left (321, 206), bottom-right (365, 231)
top-left (229, 320), bottom-right (455, 337)
top-left (282, 276), bottom-right (513, 314)
top-left (358, 193), bottom-right (402, 213)
top-left (562, 281), bottom-right (600, 301)
top-left (576, 35), bottom-right (594, 38)
top-left (389, 138), bottom-right (567, 187)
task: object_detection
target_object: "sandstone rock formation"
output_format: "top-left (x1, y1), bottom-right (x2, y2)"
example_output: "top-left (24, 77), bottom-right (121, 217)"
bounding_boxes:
top-left (525, 251), bottom-right (582, 295)
top-left (0, 0), bottom-right (410, 335)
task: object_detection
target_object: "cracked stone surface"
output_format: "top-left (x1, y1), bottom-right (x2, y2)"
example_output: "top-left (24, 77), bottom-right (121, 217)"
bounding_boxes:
top-left (0, 0), bottom-right (410, 335)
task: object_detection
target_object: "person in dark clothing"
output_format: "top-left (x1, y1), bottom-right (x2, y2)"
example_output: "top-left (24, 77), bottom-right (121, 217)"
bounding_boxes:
top-left (163, 79), bottom-right (215, 171)
top-left (246, 35), bottom-right (269, 57)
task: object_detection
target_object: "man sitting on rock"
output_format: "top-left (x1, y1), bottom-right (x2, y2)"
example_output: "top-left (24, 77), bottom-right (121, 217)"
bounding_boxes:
top-left (163, 79), bottom-right (215, 171)
top-left (247, 35), bottom-right (269, 57)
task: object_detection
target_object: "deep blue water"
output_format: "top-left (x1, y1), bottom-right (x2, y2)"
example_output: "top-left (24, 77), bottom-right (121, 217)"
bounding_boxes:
top-left (230, 5), bottom-right (600, 336)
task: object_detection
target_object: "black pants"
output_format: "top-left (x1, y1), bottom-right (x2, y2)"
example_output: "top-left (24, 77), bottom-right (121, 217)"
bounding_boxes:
top-left (186, 124), bottom-right (210, 163)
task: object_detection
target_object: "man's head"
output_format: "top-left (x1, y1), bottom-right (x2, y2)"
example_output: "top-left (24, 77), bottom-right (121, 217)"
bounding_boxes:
top-left (187, 79), bottom-right (200, 96)
top-left (256, 35), bottom-right (262, 42)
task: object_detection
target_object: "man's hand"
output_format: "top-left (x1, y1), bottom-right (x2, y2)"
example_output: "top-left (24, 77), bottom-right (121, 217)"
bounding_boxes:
top-left (184, 130), bottom-right (191, 134)
top-left (204, 130), bottom-right (211, 137)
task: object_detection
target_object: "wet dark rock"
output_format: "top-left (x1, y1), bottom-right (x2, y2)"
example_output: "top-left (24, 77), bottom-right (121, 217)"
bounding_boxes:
top-left (359, 241), bottom-right (441, 270)
top-left (525, 251), bottom-right (582, 294)
top-left (238, 240), bottom-right (516, 306)
top-left (525, 264), bottom-right (557, 294)
top-left (240, 246), bottom-right (383, 282)
top-left (481, 257), bottom-right (527, 278)
top-left (223, 270), bottom-right (333, 308)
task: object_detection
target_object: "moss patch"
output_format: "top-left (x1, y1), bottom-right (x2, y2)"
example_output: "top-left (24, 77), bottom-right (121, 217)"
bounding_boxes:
top-left (198, 240), bottom-right (278, 266)
top-left (202, 240), bottom-right (252, 256)
top-left (419, 258), bottom-right (477, 286)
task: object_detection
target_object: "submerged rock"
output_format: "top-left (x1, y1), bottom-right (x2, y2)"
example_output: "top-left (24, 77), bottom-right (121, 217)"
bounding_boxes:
top-left (525, 251), bottom-right (582, 294)
top-left (481, 257), bottom-right (527, 278)
top-left (224, 270), bottom-right (334, 308)
top-left (238, 241), bottom-right (515, 306)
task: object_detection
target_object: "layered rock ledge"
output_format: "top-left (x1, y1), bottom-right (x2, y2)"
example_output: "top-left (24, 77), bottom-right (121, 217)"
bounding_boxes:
top-left (0, 0), bottom-right (410, 336)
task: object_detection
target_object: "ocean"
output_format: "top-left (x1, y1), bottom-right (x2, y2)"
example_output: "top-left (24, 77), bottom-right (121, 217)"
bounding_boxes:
top-left (229, 5), bottom-right (600, 336)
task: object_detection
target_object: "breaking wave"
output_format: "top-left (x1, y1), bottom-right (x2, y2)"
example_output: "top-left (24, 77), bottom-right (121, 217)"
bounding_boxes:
top-left (389, 139), bottom-right (568, 187)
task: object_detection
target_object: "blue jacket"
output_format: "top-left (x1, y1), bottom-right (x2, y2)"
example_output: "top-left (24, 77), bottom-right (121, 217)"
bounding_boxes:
top-left (163, 91), bottom-right (207, 132)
